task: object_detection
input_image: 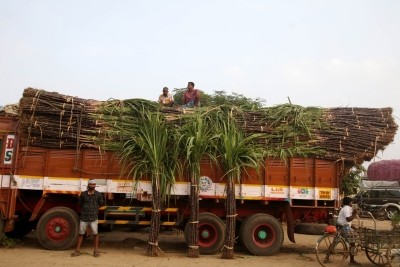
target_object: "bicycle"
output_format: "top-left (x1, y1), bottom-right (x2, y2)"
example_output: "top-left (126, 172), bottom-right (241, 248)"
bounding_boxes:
top-left (316, 212), bottom-right (400, 267)
top-left (315, 225), bottom-right (358, 267)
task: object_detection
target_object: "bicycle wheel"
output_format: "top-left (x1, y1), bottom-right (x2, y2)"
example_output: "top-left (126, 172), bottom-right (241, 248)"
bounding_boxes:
top-left (316, 234), bottom-right (348, 267)
top-left (387, 238), bottom-right (400, 267)
top-left (365, 243), bottom-right (388, 266)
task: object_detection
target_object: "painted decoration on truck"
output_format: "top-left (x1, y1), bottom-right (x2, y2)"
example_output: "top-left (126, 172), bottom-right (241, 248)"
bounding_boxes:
top-left (15, 175), bottom-right (44, 190)
top-left (265, 185), bottom-right (289, 198)
top-left (290, 186), bottom-right (315, 199)
top-left (44, 177), bottom-right (81, 191)
top-left (199, 176), bottom-right (213, 192)
top-left (199, 176), bottom-right (217, 197)
top-left (3, 134), bottom-right (15, 165)
top-left (107, 180), bottom-right (135, 193)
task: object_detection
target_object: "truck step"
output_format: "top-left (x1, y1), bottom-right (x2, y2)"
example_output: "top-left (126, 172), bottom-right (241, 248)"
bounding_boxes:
top-left (99, 206), bottom-right (180, 226)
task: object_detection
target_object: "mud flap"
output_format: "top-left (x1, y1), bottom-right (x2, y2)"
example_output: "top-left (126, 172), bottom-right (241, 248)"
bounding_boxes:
top-left (283, 202), bottom-right (295, 243)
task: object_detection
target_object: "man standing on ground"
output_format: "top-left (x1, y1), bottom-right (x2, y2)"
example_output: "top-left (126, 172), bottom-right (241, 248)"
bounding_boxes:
top-left (182, 82), bottom-right (200, 108)
top-left (158, 87), bottom-right (174, 107)
top-left (71, 179), bottom-right (104, 257)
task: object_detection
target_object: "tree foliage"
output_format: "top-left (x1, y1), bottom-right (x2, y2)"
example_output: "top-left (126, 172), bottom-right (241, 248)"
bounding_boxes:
top-left (172, 88), bottom-right (265, 109)
top-left (341, 165), bottom-right (366, 196)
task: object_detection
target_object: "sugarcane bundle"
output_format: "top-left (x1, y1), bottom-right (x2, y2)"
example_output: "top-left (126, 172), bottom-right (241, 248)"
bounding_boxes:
top-left (16, 88), bottom-right (398, 163)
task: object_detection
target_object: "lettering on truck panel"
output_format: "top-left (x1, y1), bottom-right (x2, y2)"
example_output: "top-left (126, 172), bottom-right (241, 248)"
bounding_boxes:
top-left (316, 188), bottom-right (338, 200)
top-left (265, 185), bottom-right (290, 198)
top-left (4, 134), bottom-right (15, 165)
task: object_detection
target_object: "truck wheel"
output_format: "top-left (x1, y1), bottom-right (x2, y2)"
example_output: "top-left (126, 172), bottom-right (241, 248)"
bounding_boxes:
top-left (239, 213), bottom-right (283, 256)
top-left (5, 216), bottom-right (35, 238)
top-left (294, 223), bottom-right (327, 235)
top-left (37, 207), bottom-right (79, 250)
top-left (184, 212), bottom-right (225, 255)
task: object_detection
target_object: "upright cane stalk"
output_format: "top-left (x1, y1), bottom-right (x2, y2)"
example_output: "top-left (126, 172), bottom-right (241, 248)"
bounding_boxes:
top-left (213, 107), bottom-right (264, 259)
top-left (181, 111), bottom-right (217, 257)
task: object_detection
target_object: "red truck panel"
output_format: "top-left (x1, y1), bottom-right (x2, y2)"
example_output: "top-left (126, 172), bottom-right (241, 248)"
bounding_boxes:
top-left (290, 158), bottom-right (315, 187)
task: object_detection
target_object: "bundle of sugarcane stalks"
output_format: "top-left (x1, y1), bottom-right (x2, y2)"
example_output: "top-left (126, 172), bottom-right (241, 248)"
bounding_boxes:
top-left (16, 88), bottom-right (398, 164)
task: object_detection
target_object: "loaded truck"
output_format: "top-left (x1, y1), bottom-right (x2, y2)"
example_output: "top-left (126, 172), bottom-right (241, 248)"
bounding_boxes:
top-left (0, 87), bottom-right (397, 256)
top-left (0, 113), bottom-right (341, 255)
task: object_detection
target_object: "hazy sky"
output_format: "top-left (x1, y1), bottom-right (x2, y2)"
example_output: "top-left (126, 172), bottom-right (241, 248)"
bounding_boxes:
top-left (1, 0), bottom-right (399, 166)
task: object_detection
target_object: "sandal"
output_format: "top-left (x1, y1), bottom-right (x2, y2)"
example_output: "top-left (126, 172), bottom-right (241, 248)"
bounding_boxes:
top-left (71, 251), bottom-right (81, 257)
top-left (93, 251), bottom-right (100, 257)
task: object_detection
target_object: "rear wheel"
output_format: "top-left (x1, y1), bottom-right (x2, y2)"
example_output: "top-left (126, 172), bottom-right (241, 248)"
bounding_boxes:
top-left (184, 212), bottom-right (225, 255)
top-left (365, 243), bottom-right (388, 266)
top-left (5, 215), bottom-right (35, 238)
top-left (37, 207), bottom-right (79, 250)
top-left (387, 238), bottom-right (400, 267)
top-left (239, 213), bottom-right (283, 256)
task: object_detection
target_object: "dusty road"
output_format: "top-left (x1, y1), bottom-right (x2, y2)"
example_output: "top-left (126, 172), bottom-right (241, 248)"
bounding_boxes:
top-left (0, 219), bottom-right (392, 267)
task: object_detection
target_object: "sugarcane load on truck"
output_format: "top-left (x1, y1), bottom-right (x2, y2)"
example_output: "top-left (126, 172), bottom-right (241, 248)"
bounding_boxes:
top-left (0, 87), bottom-right (397, 258)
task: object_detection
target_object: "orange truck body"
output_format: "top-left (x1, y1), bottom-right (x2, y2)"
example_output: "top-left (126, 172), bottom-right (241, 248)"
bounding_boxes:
top-left (0, 115), bottom-right (342, 254)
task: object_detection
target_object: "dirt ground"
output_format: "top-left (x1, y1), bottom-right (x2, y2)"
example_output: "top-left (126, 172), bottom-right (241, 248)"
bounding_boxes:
top-left (0, 219), bottom-right (393, 267)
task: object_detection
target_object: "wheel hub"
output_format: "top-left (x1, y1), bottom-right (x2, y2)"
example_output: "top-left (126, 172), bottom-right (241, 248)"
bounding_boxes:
top-left (201, 230), bottom-right (210, 239)
top-left (46, 216), bottom-right (70, 241)
top-left (257, 230), bottom-right (267, 240)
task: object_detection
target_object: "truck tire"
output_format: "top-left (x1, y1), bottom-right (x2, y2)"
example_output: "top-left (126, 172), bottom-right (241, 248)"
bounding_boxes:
top-left (294, 223), bottom-right (327, 235)
top-left (5, 214), bottom-right (35, 238)
top-left (239, 213), bottom-right (284, 256)
top-left (184, 212), bottom-right (225, 255)
top-left (37, 207), bottom-right (79, 250)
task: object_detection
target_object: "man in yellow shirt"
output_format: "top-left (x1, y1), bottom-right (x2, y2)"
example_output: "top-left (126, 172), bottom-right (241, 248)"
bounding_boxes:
top-left (158, 87), bottom-right (174, 107)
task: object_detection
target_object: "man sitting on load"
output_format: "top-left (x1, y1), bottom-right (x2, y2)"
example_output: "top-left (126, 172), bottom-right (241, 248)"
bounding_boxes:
top-left (182, 82), bottom-right (200, 108)
top-left (158, 87), bottom-right (174, 107)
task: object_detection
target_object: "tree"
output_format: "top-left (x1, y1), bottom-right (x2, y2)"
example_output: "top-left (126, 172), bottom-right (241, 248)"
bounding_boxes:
top-left (213, 107), bottom-right (264, 259)
top-left (172, 88), bottom-right (265, 109)
top-left (341, 165), bottom-right (365, 196)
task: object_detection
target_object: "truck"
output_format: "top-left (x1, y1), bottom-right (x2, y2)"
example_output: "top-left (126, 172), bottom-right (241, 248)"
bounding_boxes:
top-left (0, 91), bottom-right (397, 256)
top-left (0, 113), bottom-right (341, 255)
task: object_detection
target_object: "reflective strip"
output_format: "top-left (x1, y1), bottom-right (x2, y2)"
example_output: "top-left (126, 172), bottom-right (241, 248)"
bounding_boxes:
top-left (161, 222), bottom-right (176, 226)
top-left (164, 208), bottom-right (178, 213)
top-left (43, 190), bottom-right (80, 195)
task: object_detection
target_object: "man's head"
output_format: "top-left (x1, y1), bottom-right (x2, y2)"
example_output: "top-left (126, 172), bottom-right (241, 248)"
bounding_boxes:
top-left (162, 87), bottom-right (169, 96)
top-left (187, 82), bottom-right (195, 91)
top-left (88, 179), bottom-right (96, 191)
top-left (342, 196), bottom-right (353, 206)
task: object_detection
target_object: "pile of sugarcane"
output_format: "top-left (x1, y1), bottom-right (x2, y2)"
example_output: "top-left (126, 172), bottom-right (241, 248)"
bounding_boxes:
top-left (16, 88), bottom-right (398, 163)
top-left (18, 88), bottom-right (103, 148)
top-left (239, 104), bottom-right (397, 162)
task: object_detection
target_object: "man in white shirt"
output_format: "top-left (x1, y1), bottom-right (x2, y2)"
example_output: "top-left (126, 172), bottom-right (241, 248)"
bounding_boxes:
top-left (337, 196), bottom-right (360, 266)
top-left (158, 87), bottom-right (174, 107)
